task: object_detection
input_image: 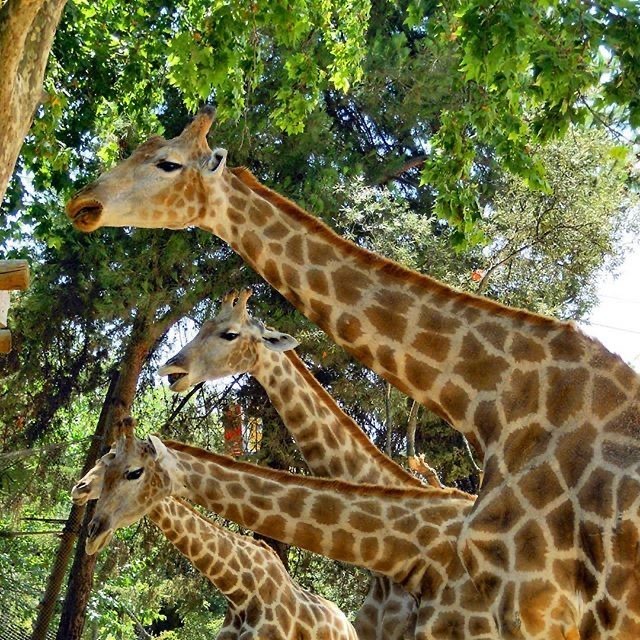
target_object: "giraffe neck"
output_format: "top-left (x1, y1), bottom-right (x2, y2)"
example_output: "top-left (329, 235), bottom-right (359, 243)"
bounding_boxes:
top-left (203, 168), bottom-right (640, 458)
top-left (162, 439), bottom-right (473, 591)
top-left (149, 497), bottom-right (281, 610)
top-left (251, 348), bottom-right (423, 487)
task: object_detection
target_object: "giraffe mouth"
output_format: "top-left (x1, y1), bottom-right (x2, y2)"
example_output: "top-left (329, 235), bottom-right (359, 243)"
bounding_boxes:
top-left (167, 372), bottom-right (188, 389)
top-left (66, 199), bottom-right (104, 232)
top-left (158, 363), bottom-right (191, 393)
top-left (85, 518), bottom-right (114, 555)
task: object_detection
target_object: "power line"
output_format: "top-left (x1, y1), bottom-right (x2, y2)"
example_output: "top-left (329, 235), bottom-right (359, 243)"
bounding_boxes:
top-left (598, 293), bottom-right (640, 304)
top-left (582, 320), bottom-right (640, 335)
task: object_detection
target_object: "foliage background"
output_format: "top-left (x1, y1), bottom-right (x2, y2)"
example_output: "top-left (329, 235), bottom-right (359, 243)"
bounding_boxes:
top-left (1, 0), bottom-right (639, 637)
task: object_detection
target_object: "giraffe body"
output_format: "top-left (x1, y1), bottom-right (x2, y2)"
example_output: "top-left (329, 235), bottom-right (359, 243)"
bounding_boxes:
top-left (160, 289), bottom-right (424, 638)
top-left (153, 499), bottom-right (359, 640)
top-left (72, 436), bottom-right (357, 640)
top-left (66, 110), bottom-right (640, 638)
top-left (73, 426), bottom-right (499, 640)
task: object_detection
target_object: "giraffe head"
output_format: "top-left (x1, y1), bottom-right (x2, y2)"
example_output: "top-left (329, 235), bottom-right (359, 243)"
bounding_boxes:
top-left (77, 421), bottom-right (174, 555)
top-left (159, 288), bottom-right (298, 393)
top-left (65, 107), bottom-right (228, 232)
top-left (71, 416), bottom-right (140, 505)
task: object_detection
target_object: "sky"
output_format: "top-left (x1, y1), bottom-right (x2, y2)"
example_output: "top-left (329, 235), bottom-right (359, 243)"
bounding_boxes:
top-left (579, 241), bottom-right (640, 371)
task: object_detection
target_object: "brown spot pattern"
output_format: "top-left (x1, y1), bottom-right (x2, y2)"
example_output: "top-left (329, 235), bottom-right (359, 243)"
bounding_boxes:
top-left (307, 268), bottom-right (330, 296)
top-left (404, 354), bottom-right (439, 392)
top-left (417, 306), bottom-right (460, 334)
top-left (286, 235), bottom-right (305, 265)
top-left (332, 266), bottom-right (372, 304)
top-left (554, 423), bottom-right (595, 487)
top-left (547, 501), bottom-right (576, 550)
top-left (471, 486), bottom-right (525, 532)
top-left (517, 462), bottom-right (564, 509)
top-left (364, 304), bottom-right (407, 343)
top-left (514, 520), bottom-right (547, 571)
top-left (454, 333), bottom-right (509, 390)
top-left (503, 369), bottom-right (540, 423)
top-left (577, 467), bottom-right (614, 518)
top-left (438, 382), bottom-right (470, 423)
top-left (411, 330), bottom-right (451, 362)
top-left (591, 375), bottom-right (627, 419)
top-left (307, 239), bottom-right (337, 265)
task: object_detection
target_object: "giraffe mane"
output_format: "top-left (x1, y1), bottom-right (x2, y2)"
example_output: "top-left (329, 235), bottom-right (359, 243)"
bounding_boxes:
top-left (163, 439), bottom-right (475, 503)
top-left (282, 350), bottom-right (426, 490)
top-left (229, 167), bottom-right (569, 331)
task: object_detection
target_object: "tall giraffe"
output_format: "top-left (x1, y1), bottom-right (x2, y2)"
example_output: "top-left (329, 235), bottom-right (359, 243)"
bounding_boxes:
top-left (66, 109), bottom-right (640, 638)
top-left (73, 425), bottom-right (498, 640)
top-left (72, 434), bottom-right (357, 640)
top-left (159, 288), bottom-right (430, 639)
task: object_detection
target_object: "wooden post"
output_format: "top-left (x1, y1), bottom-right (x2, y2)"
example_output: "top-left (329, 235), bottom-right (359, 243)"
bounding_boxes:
top-left (0, 260), bottom-right (30, 290)
top-left (0, 259), bottom-right (30, 354)
top-left (0, 329), bottom-right (11, 353)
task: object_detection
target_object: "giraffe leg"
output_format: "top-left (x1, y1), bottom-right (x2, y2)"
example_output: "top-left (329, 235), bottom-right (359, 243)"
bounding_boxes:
top-left (354, 575), bottom-right (416, 640)
top-left (353, 576), bottom-right (388, 640)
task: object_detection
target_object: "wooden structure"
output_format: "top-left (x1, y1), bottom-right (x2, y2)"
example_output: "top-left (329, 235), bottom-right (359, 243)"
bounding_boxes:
top-left (0, 260), bottom-right (29, 353)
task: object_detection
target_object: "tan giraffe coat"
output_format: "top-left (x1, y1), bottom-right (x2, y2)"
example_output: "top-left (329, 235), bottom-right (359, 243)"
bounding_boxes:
top-left (66, 109), bottom-right (640, 639)
top-left (152, 498), bottom-right (357, 639)
top-left (74, 429), bottom-right (497, 640)
top-left (72, 454), bottom-right (356, 640)
top-left (159, 288), bottom-right (431, 639)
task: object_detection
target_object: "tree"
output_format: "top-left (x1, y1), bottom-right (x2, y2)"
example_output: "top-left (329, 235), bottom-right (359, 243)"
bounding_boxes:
top-left (0, 0), bottom-right (67, 203)
top-left (1, 1), bottom-right (639, 637)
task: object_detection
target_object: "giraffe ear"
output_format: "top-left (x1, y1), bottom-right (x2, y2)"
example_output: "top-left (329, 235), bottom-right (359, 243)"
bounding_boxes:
top-left (146, 435), bottom-right (168, 461)
top-left (207, 148), bottom-right (227, 174)
top-left (261, 329), bottom-right (299, 352)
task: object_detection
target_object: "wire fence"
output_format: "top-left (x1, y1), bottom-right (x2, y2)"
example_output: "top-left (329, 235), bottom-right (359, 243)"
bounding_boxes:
top-left (0, 573), bottom-right (58, 640)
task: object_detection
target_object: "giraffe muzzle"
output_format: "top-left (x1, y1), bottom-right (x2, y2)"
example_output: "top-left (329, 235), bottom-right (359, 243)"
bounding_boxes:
top-left (158, 359), bottom-right (190, 392)
top-left (85, 516), bottom-right (114, 555)
top-left (71, 481), bottom-right (92, 505)
top-left (66, 198), bottom-right (104, 232)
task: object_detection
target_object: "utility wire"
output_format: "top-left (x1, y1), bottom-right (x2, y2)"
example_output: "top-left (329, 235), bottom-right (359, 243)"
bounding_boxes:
top-left (598, 294), bottom-right (640, 304)
top-left (582, 320), bottom-right (640, 335)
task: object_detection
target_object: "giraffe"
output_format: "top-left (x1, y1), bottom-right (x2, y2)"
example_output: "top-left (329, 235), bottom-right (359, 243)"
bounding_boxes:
top-left (65, 108), bottom-right (640, 638)
top-left (158, 287), bottom-right (429, 639)
top-left (71, 432), bottom-right (357, 640)
top-left (72, 422), bottom-right (497, 640)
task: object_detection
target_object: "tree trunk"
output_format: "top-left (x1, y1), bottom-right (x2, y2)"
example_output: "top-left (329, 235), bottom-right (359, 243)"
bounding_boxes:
top-left (30, 371), bottom-right (119, 640)
top-left (384, 381), bottom-right (392, 457)
top-left (54, 318), bottom-right (157, 640)
top-left (0, 0), bottom-right (67, 204)
top-left (33, 292), bottom-right (216, 639)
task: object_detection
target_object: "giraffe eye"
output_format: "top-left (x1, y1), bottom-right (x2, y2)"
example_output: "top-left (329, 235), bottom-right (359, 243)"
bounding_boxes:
top-left (220, 332), bottom-right (239, 341)
top-left (125, 468), bottom-right (144, 480)
top-left (156, 161), bottom-right (182, 173)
